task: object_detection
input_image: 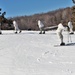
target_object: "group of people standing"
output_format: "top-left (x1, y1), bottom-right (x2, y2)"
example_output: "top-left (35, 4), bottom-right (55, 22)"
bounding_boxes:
top-left (0, 18), bottom-right (74, 46)
top-left (37, 20), bottom-right (74, 46)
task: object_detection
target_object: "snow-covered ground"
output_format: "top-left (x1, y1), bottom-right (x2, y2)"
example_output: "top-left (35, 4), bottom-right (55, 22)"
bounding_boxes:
top-left (0, 30), bottom-right (75, 75)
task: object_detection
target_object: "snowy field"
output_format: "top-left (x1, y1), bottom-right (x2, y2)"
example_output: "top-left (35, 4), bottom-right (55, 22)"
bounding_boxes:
top-left (0, 30), bottom-right (75, 75)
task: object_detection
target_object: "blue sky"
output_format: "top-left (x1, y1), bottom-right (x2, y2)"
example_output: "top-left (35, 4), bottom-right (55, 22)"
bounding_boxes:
top-left (0, 0), bottom-right (74, 18)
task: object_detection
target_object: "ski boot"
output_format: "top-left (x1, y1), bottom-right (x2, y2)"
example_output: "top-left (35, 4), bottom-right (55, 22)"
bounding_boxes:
top-left (19, 30), bottom-right (22, 33)
top-left (70, 32), bottom-right (74, 34)
top-left (39, 32), bottom-right (42, 34)
top-left (0, 32), bottom-right (2, 34)
top-left (15, 32), bottom-right (17, 34)
top-left (60, 42), bottom-right (65, 46)
top-left (43, 31), bottom-right (45, 34)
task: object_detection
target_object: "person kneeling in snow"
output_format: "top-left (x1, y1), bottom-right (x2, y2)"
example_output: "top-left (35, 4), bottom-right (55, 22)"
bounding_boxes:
top-left (13, 20), bottom-right (21, 34)
top-left (56, 22), bottom-right (66, 46)
top-left (37, 20), bottom-right (45, 34)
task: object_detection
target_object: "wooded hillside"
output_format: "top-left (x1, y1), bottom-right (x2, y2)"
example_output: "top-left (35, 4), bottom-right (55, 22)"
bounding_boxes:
top-left (4, 7), bottom-right (72, 30)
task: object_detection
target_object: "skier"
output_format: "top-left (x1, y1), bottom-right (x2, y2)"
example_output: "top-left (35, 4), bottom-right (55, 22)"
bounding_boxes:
top-left (56, 22), bottom-right (66, 46)
top-left (13, 20), bottom-right (21, 34)
top-left (68, 21), bottom-right (74, 34)
top-left (37, 20), bottom-right (45, 34)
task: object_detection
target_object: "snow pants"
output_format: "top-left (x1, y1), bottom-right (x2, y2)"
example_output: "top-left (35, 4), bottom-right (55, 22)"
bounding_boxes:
top-left (57, 32), bottom-right (63, 43)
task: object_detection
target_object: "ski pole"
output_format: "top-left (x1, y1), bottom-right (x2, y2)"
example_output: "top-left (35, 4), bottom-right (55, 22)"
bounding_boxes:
top-left (69, 34), bottom-right (72, 42)
top-left (67, 32), bottom-right (72, 43)
top-left (67, 31), bottom-right (70, 43)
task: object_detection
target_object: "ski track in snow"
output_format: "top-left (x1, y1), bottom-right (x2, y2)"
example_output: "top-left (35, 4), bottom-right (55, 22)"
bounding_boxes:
top-left (0, 30), bottom-right (75, 75)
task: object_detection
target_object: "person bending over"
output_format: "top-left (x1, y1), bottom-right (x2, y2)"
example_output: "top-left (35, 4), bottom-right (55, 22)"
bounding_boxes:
top-left (37, 20), bottom-right (45, 34)
top-left (56, 22), bottom-right (66, 46)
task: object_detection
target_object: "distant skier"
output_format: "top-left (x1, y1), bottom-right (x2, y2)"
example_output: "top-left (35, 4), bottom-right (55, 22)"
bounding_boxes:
top-left (13, 20), bottom-right (21, 34)
top-left (56, 22), bottom-right (66, 46)
top-left (37, 20), bottom-right (45, 34)
top-left (68, 21), bottom-right (74, 34)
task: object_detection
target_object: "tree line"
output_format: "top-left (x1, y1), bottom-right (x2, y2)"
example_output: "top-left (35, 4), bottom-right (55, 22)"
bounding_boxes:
top-left (2, 7), bottom-right (72, 30)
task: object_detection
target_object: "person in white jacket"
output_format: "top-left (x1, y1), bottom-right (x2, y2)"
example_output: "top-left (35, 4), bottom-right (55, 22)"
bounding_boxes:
top-left (38, 20), bottom-right (45, 34)
top-left (68, 21), bottom-right (74, 34)
top-left (13, 20), bottom-right (21, 34)
top-left (56, 22), bottom-right (66, 45)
